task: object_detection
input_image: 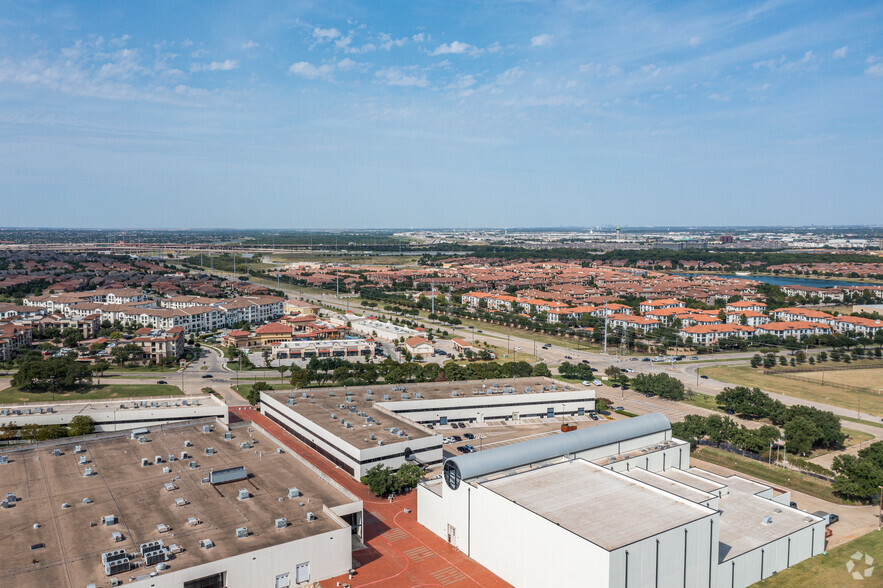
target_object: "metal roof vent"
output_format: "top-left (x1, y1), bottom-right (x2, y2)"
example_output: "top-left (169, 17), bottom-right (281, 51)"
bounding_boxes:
top-left (0, 455), bottom-right (8, 465)
top-left (275, 517), bottom-right (287, 529)
top-left (79, 456), bottom-right (88, 465)
top-left (188, 461), bottom-right (198, 469)
top-left (141, 458), bottom-right (150, 467)
top-left (83, 497), bottom-right (92, 504)
top-left (199, 539), bottom-right (214, 549)
top-left (83, 467), bottom-right (93, 477)
top-left (74, 445), bottom-right (84, 453)
top-left (188, 517), bottom-right (199, 526)
top-left (180, 451), bottom-right (189, 460)
top-left (203, 425), bottom-right (211, 434)
top-left (184, 440), bottom-right (192, 447)
top-left (762, 516), bottom-right (773, 525)
top-left (276, 448), bottom-right (284, 454)
top-left (235, 527), bottom-right (248, 539)
top-left (306, 512), bottom-right (316, 522)
top-left (240, 441), bottom-right (251, 449)
top-left (168, 454), bottom-right (175, 462)
top-left (204, 447), bottom-right (214, 456)
top-left (103, 515), bottom-right (116, 526)
top-left (237, 489), bottom-right (250, 501)
top-left (154, 455), bottom-right (163, 464)
top-left (112, 531), bottom-right (123, 542)
top-left (52, 449), bottom-right (61, 457)
top-left (162, 466), bottom-right (171, 474)
top-left (174, 498), bottom-right (187, 507)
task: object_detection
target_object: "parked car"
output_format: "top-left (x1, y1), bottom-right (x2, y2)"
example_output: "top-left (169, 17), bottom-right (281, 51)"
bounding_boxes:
top-left (590, 413), bottom-right (599, 421)
top-left (427, 424), bottom-right (435, 430)
top-left (464, 433), bottom-right (475, 440)
top-left (592, 379), bottom-right (602, 386)
top-left (456, 446), bottom-right (470, 453)
top-left (615, 406), bottom-right (624, 411)
top-left (464, 444), bottom-right (475, 453)
top-left (564, 355), bottom-right (573, 360)
top-left (789, 501), bottom-right (798, 509)
top-left (690, 356), bottom-right (699, 360)
top-left (202, 374), bottom-right (213, 378)
top-left (457, 422), bottom-right (466, 429)
top-left (700, 375), bottom-right (709, 379)
top-left (827, 514), bottom-right (839, 525)
top-left (642, 357), bottom-right (651, 362)
top-left (581, 359), bottom-right (590, 364)
top-left (157, 380), bottom-right (167, 385)
top-left (442, 437), bottom-right (454, 444)
top-left (451, 435), bottom-right (462, 443)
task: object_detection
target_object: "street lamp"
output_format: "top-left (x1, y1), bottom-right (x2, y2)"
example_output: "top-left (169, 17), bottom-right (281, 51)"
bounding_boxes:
top-left (878, 486), bottom-right (883, 531)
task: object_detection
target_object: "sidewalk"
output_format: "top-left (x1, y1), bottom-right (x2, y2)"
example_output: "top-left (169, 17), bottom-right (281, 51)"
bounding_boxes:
top-left (230, 406), bottom-right (510, 588)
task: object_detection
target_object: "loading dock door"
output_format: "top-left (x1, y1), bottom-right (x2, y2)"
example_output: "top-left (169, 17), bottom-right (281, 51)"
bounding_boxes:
top-left (578, 407), bottom-right (585, 416)
top-left (547, 407), bottom-right (554, 418)
top-left (275, 573), bottom-right (290, 588)
top-left (439, 416), bottom-right (448, 425)
top-left (295, 562), bottom-right (310, 584)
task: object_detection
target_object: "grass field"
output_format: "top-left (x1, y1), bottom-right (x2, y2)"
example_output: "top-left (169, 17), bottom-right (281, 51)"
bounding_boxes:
top-left (0, 384), bottom-right (183, 403)
top-left (699, 365), bottom-right (883, 417)
top-left (758, 528), bottom-right (883, 586)
top-left (681, 392), bottom-right (723, 412)
top-left (691, 446), bottom-right (856, 505)
top-left (788, 367), bottom-right (883, 390)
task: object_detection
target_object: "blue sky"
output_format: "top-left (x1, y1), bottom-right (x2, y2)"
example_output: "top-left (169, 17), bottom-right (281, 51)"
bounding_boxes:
top-left (1, 1), bottom-right (881, 229)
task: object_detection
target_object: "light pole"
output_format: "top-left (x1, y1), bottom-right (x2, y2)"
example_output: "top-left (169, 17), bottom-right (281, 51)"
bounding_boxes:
top-left (878, 486), bottom-right (883, 531)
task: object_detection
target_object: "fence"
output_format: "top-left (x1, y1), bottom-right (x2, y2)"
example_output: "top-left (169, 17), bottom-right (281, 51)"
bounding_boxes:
top-left (763, 362), bottom-right (883, 376)
top-left (773, 373), bottom-right (872, 394)
top-left (696, 440), bottom-right (836, 482)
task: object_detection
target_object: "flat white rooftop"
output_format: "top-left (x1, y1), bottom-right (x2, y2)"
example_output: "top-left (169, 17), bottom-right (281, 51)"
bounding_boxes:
top-left (481, 459), bottom-right (714, 551)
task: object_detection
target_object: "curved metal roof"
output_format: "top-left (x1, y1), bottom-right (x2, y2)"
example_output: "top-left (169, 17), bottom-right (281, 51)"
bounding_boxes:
top-left (445, 413), bottom-right (671, 487)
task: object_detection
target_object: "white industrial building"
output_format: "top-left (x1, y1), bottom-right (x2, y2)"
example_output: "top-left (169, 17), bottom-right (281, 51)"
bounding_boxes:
top-left (0, 422), bottom-right (361, 588)
top-left (0, 394), bottom-right (227, 432)
top-left (418, 414), bottom-right (826, 588)
top-left (260, 378), bottom-right (595, 478)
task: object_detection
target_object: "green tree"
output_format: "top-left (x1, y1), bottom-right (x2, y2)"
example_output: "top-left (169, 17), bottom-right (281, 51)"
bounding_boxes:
top-left (247, 381), bottom-right (272, 406)
top-left (784, 416), bottom-right (820, 456)
top-left (531, 362), bottom-right (552, 377)
top-left (361, 464), bottom-right (396, 496)
top-left (68, 415), bottom-right (95, 437)
top-left (394, 463), bottom-right (423, 492)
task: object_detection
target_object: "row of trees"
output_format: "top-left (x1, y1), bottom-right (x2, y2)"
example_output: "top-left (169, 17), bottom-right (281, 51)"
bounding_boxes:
top-left (0, 415), bottom-right (95, 442)
top-left (715, 386), bottom-right (844, 451)
top-left (12, 357), bottom-right (93, 391)
top-left (361, 463), bottom-right (424, 496)
top-left (557, 361), bottom-right (595, 381)
top-left (673, 414), bottom-right (782, 454)
top-left (630, 373), bottom-right (686, 400)
top-left (285, 358), bottom-right (552, 388)
top-left (832, 442), bottom-right (883, 500)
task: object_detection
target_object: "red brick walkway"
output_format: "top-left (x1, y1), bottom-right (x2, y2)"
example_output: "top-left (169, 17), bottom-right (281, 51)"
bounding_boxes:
top-left (230, 407), bottom-right (511, 588)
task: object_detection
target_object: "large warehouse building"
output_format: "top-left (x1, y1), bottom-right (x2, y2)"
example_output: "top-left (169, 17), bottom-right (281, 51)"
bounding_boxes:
top-left (260, 377), bottom-right (595, 478)
top-left (0, 421), bottom-right (362, 588)
top-left (418, 414), bottom-right (826, 588)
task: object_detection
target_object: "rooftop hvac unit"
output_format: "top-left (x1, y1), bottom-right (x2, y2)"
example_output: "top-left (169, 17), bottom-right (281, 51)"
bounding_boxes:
top-left (52, 449), bottom-right (61, 457)
top-left (204, 447), bottom-right (214, 456)
top-left (138, 436), bottom-right (148, 444)
top-left (102, 549), bottom-right (128, 564)
top-left (344, 422), bottom-right (351, 429)
top-left (180, 451), bottom-right (189, 460)
top-left (203, 425), bottom-right (211, 434)
top-left (240, 441), bottom-right (251, 449)
top-left (156, 523), bottom-right (170, 533)
top-left (189, 461), bottom-right (198, 469)
top-left (188, 517), bottom-right (199, 526)
top-left (79, 456), bottom-right (88, 465)
top-left (174, 498), bottom-right (187, 507)
top-left (83, 468), bottom-right (93, 477)
top-left (275, 517), bottom-right (287, 529)
top-left (1, 500), bottom-right (8, 509)
top-left (330, 413), bottom-right (337, 420)
top-left (60, 503), bottom-right (70, 509)
top-left (762, 516), bottom-right (773, 525)
top-left (401, 393), bottom-right (409, 399)
top-left (237, 489), bottom-right (250, 501)
top-left (144, 548), bottom-right (168, 566)
top-left (378, 440), bottom-right (384, 446)
top-left (369, 434), bottom-right (375, 440)
top-left (288, 488), bottom-right (300, 498)
top-left (162, 467), bottom-right (171, 474)
top-left (154, 455), bottom-right (162, 464)
top-left (383, 394), bottom-right (390, 401)
top-left (452, 391), bottom-right (458, 397)
top-left (104, 558), bottom-right (130, 577)
top-left (112, 531), bottom-right (123, 542)
top-left (103, 515), bottom-right (116, 526)
top-left (306, 512), bottom-right (316, 522)
top-left (184, 440), bottom-right (192, 447)
top-left (235, 527), bottom-right (248, 539)
top-left (223, 432), bottom-right (233, 440)
top-left (390, 427), bottom-right (398, 435)
top-left (141, 458), bottom-right (150, 467)
top-left (167, 544), bottom-right (182, 554)
top-left (156, 562), bottom-right (168, 571)
top-left (276, 448), bottom-right (284, 454)
top-left (74, 445), bottom-right (83, 453)
top-left (140, 541), bottom-right (163, 556)
top-left (0, 455), bottom-right (8, 465)
top-left (199, 539), bottom-right (214, 549)
top-left (165, 483), bottom-right (177, 492)
top-left (83, 497), bottom-right (92, 504)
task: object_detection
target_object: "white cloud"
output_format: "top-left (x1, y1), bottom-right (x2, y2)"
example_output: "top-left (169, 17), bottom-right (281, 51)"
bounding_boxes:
top-left (496, 66), bottom-right (524, 85)
top-left (412, 33), bottom-right (427, 43)
top-left (578, 63), bottom-right (621, 77)
top-left (800, 50), bottom-right (814, 63)
top-left (241, 41), bottom-right (259, 50)
top-left (313, 27), bottom-right (341, 41)
top-left (708, 92), bottom-right (729, 102)
top-left (530, 34), bottom-right (552, 47)
top-left (191, 59), bottom-right (239, 72)
top-left (447, 74), bottom-right (477, 90)
top-left (288, 61), bottom-right (334, 80)
top-left (866, 63), bottom-right (883, 77)
top-left (832, 46), bottom-right (847, 59)
top-left (430, 41), bottom-right (482, 57)
top-left (379, 33), bottom-right (408, 50)
top-left (375, 67), bottom-right (429, 87)
top-left (335, 58), bottom-right (357, 71)
top-left (689, 36), bottom-right (701, 47)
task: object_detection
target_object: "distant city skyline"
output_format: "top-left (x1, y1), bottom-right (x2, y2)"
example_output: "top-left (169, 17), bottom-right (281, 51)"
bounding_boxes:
top-left (1, 1), bottom-right (882, 228)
